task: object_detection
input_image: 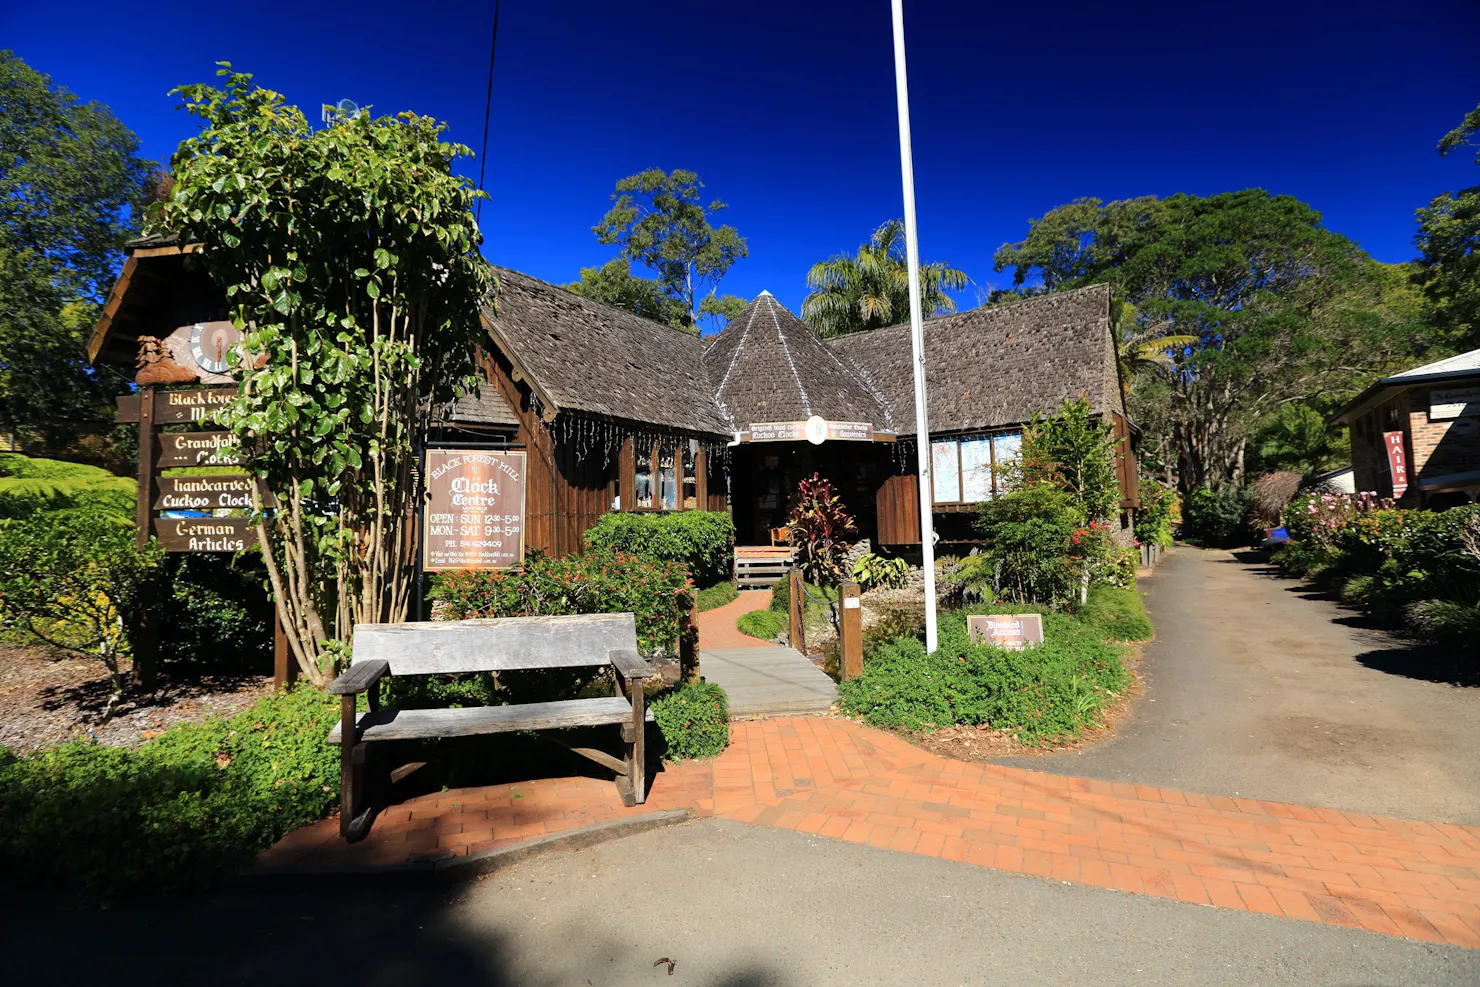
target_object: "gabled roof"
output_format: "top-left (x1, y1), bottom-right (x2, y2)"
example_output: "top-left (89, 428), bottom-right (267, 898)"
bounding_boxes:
top-left (702, 292), bottom-right (893, 430)
top-left (483, 266), bottom-right (731, 435)
top-left (828, 283), bottom-right (1120, 436)
top-left (1331, 345), bottom-right (1480, 424)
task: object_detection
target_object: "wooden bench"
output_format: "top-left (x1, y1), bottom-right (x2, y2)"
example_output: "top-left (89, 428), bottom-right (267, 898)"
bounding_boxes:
top-left (327, 612), bottom-right (655, 841)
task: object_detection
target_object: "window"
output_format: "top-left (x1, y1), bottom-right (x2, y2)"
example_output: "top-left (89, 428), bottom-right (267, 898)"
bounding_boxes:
top-left (629, 437), bottom-right (703, 511)
top-left (682, 438), bottom-right (699, 509)
top-left (634, 445), bottom-right (655, 509)
top-left (931, 431), bottom-right (1022, 505)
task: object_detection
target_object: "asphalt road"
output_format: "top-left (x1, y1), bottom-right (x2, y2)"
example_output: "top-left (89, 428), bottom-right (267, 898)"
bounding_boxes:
top-left (3, 819), bottom-right (1474, 986)
top-left (997, 546), bottom-right (1480, 824)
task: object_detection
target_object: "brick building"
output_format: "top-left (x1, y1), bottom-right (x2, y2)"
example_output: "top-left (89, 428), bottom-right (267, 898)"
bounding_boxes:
top-left (1333, 348), bottom-right (1480, 509)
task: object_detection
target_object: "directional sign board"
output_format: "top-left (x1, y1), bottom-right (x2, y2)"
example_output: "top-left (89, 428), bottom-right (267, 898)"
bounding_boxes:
top-left (156, 431), bottom-right (244, 467)
top-left (422, 449), bottom-right (527, 571)
top-left (154, 516), bottom-right (256, 553)
top-left (116, 388), bottom-right (236, 425)
top-left (154, 475), bottom-right (274, 511)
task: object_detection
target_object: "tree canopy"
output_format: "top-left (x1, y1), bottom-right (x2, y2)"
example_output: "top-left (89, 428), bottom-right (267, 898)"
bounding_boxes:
top-left (0, 51), bottom-right (147, 447)
top-left (801, 220), bottom-right (970, 338)
top-left (592, 168), bottom-right (747, 332)
top-left (1413, 101), bottom-right (1480, 352)
top-left (566, 258), bottom-right (684, 325)
top-left (996, 190), bottom-right (1427, 490)
top-left (154, 66), bottom-right (492, 685)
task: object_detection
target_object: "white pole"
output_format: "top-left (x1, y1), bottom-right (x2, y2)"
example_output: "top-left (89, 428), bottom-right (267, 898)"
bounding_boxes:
top-left (889, 0), bottom-right (938, 653)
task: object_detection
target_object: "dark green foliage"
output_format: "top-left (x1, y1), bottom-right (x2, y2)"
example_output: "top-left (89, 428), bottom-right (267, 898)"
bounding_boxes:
top-left (0, 452), bottom-right (112, 479)
top-left (0, 686), bottom-right (339, 894)
top-left (736, 608), bottom-right (785, 642)
top-left (769, 574), bottom-right (790, 614)
top-left (1023, 398), bottom-right (1120, 524)
top-left (0, 474), bottom-right (135, 520)
top-left (582, 510), bottom-right (734, 587)
top-left (1077, 585), bottom-right (1154, 642)
top-left (837, 607), bottom-right (1130, 744)
top-left (1413, 102), bottom-right (1480, 351)
top-left (566, 257), bottom-right (687, 327)
top-left (801, 220), bottom-right (970, 338)
top-left (694, 581), bottom-right (737, 612)
top-left (155, 554), bottom-right (272, 673)
top-left (651, 682), bottom-right (728, 760)
top-left (431, 549), bottom-right (690, 657)
top-left (1134, 480), bottom-right (1175, 548)
top-left (1180, 485), bottom-right (1253, 547)
top-left (974, 481), bottom-right (1085, 606)
top-left (851, 552), bottom-right (909, 590)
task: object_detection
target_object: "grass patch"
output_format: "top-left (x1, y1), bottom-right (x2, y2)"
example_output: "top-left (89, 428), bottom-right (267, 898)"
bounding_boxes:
top-left (737, 608), bottom-right (786, 642)
top-left (694, 581), bottom-right (738, 612)
top-left (837, 605), bottom-right (1131, 745)
top-left (1076, 584), bottom-right (1153, 642)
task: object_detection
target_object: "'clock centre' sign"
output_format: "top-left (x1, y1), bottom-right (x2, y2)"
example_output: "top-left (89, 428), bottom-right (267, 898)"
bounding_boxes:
top-left (422, 449), bottom-right (527, 571)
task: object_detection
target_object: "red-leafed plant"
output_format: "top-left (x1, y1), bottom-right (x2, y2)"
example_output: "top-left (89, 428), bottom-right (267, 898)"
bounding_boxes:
top-left (787, 473), bottom-right (858, 587)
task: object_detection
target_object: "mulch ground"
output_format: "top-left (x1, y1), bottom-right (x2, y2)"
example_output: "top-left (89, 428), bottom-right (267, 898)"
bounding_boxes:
top-left (0, 645), bottom-right (272, 754)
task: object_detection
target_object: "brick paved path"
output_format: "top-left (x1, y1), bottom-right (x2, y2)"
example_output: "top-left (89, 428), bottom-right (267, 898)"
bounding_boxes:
top-left (259, 718), bottom-right (1480, 950)
top-left (695, 589), bottom-right (775, 649)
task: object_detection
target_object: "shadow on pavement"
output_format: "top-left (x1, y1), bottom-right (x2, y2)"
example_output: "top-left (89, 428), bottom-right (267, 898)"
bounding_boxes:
top-left (1355, 641), bottom-right (1480, 688)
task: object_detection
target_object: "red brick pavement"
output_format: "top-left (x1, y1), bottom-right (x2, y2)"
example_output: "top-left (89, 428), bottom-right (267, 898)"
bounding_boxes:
top-left (696, 589), bottom-right (775, 650)
top-left (259, 718), bottom-right (1480, 950)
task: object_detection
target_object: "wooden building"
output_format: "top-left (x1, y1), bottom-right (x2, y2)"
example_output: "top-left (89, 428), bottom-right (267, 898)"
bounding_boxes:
top-left (90, 240), bottom-right (1136, 559)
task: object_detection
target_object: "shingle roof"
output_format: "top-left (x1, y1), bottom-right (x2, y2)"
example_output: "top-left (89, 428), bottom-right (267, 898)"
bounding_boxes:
top-left (434, 385), bottom-right (519, 428)
top-left (483, 266), bottom-right (731, 435)
top-left (828, 284), bottom-right (1119, 436)
top-left (703, 292), bottom-right (893, 430)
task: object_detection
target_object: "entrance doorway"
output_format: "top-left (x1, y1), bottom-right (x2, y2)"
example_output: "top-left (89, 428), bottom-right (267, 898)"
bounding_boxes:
top-left (728, 441), bottom-right (893, 546)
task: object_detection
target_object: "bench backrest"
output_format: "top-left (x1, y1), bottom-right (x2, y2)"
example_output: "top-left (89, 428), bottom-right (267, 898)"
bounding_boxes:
top-left (351, 612), bottom-right (640, 676)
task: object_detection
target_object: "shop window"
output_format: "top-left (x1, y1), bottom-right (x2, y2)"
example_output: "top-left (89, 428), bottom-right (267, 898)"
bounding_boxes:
top-left (634, 444), bottom-right (655, 509)
top-left (682, 438), bottom-right (699, 509)
top-left (658, 443), bottom-right (678, 510)
top-left (931, 431), bottom-right (1023, 505)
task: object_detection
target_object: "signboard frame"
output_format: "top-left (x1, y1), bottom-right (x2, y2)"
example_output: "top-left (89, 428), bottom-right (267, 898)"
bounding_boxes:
top-left (420, 447), bottom-right (528, 572)
top-left (744, 419), bottom-right (891, 443)
top-left (1430, 386), bottom-right (1480, 422)
top-left (966, 613), bottom-right (1045, 651)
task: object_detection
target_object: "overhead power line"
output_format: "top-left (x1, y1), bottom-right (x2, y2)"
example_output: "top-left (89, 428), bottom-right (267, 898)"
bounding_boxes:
top-left (476, 0), bottom-right (503, 225)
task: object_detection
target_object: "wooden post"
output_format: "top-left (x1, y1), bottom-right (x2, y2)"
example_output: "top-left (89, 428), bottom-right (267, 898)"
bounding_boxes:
top-left (839, 581), bottom-right (864, 681)
top-left (132, 387), bottom-right (158, 690)
top-left (272, 606), bottom-right (296, 691)
top-left (787, 567), bottom-right (805, 655)
top-left (675, 587), bottom-right (699, 684)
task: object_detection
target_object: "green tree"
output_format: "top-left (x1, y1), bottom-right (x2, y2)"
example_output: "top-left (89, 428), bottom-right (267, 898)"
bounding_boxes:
top-left (801, 220), bottom-right (971, 338)
top-left (154, 66), bottom-right (492, 686)
top-left (1413, 102), bottom-right (1480, 351)
top-left (593, 168), bottom-right (747, 332)
top-left (1110, 299), bottom-right (1197, 395)
top-left (1021, 398), bottom-right (1121, 524)
top-left (566, 257), bottom-right (684, 325)
top-left (0, 51), bottom-right (148, 445)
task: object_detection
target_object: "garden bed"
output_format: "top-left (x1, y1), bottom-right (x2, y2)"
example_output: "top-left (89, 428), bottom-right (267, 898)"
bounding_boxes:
top-left (0, 645), bottom-right (271, 755)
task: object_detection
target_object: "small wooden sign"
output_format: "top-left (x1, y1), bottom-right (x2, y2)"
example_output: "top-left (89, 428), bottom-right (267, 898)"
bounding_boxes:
top-left (156, 431), bottom-right (244, 467)
top-left (967, 613), bottom-right (1044, 651)
top-left (154, 516), bottom-right (257, 553)
top-left (116, 388), bottom-right (235, 425)
top-left (154, 475), bottom-right (275, 511)
top-left (746, 419), bottom-right (879, 443)
top-left (422, 449), bottom-right (527, 571)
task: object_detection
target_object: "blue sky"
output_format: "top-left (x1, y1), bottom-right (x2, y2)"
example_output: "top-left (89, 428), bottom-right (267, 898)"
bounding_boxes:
top-left (7, 0), bottom-right (1479, 319)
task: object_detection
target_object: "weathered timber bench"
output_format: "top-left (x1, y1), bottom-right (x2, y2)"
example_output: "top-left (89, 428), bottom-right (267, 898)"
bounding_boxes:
top-left (327, 612), bottom-right (654, 840)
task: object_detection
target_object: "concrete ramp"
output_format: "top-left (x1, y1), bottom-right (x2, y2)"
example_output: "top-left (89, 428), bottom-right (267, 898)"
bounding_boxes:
top-left (701, 646), bottom-right (838, 718)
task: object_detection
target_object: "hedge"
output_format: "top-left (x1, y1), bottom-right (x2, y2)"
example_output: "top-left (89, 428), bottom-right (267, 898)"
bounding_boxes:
top-left (0, 686), bottom-right (340, 895)
top-left (582, 510), bottom-right (734, 587)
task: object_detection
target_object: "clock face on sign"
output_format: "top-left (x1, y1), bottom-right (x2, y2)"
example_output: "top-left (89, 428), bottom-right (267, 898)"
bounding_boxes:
top-left (188, 322), bottom-right (241, 375)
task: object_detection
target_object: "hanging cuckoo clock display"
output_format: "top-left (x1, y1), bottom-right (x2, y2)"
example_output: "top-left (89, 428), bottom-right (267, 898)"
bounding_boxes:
top-left (136, 321), bottom-right (244, 385)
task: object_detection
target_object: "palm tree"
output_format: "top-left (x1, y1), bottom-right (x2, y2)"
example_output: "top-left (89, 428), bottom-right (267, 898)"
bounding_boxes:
top-left (802, 220), bottom-right (971, 337)
top-left (1112, 300), bottom-right (1198, 394)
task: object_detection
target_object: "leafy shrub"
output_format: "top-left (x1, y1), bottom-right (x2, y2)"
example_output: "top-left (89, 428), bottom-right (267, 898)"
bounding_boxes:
top-left (1180, 485), bottom-right (1254, 547)
top-left (852, 552), bottom-right (909, 590)
top-left (1077, 584), bottom-right (1154, 642)
top-left (837, 607), bottom-right (1129, 743)
top-left (1021, 397), bottom-right (1120, 524)
top-left (694, 581), bottom-right (737, 612)
top-left (156, 553), bottom-right (273, 672)
top-left (651, 682), bottom-right (728, 759)
top-left (974, 481), bottom-right (1084, 606)
top-left (1285, 490), bottom-right (1394, 548)
top-left (0, 474), bottom-right (136, 520)
top-left (787, 473), bottom-right (857, 586)
top-left (1134, 481), bottom-right (1176, 548)
top-left (0, 685), bottom-right (339, 894)
top-left (1407, 599), bottom-right (1480, 647)
top-left (432, 549), bottom-right (690, 657)
top-left (582, 510), bottom-right (734, 587)
top-left (737, 607), bottom-right (785, 642)
top-left (0, 452), bottom-right (113, 480)
top-left (1069, 521), bottom-right (1137, 590)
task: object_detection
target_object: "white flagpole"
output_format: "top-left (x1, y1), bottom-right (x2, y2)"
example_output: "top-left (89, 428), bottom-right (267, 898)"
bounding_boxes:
top-left (889, 0), bottom-right (938, 653)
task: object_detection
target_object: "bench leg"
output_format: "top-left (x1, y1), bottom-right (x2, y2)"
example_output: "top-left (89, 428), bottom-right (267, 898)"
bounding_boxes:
top-left (627, 678), bottom-right (646, 806)
top-left (339, 695), bottom-right (372, 841)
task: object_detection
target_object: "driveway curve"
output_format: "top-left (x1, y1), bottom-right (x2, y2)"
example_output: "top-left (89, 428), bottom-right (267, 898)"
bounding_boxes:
top-left (998, 546), bottom-right (1480, 825)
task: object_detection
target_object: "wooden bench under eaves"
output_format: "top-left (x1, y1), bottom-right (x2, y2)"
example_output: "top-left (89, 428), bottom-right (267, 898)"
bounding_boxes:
top-left (327, 612), bottom-right (654, 841)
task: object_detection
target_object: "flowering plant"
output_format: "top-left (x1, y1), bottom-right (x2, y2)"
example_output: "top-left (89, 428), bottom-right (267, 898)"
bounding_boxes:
top-left (1285, 491), bottom-right (1394, 548)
